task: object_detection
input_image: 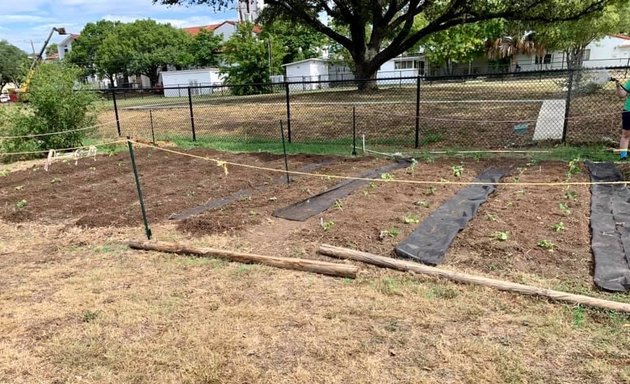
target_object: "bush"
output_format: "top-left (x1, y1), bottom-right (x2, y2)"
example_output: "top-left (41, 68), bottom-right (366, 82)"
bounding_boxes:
top-left (1, 63), bottom-right (99, 160)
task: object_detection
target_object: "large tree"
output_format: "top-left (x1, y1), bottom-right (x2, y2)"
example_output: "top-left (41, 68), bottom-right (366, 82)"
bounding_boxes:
top-left (263, 20), bottom-right (327, 65)
top-left (0, 41), bottom-right (29, 90)
top-left (189, 29), bottom-right (223, 68)
top-left (221, 23), bottom-right (283, 94)
top-left (66, 20), bottom-right (122, 85)
top-left (95, 20), bottom-right (193, 86)
top-left (157, 0), bottom-right (617, 90)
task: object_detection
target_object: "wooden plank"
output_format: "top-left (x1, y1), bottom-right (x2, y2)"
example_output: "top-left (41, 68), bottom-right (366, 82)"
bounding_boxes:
top-left (318, 244), bottom-right (630, 313)
top-left (129, 240), bottom-right (358, 278)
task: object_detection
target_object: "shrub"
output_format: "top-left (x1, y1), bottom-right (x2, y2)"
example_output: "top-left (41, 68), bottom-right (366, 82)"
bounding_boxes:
top-left (2, 63), bottom-right (98, 160)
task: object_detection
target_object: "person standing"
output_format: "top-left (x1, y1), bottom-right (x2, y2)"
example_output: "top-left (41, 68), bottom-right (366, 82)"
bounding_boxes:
top-left (617, 79), bottom-right (630, 160)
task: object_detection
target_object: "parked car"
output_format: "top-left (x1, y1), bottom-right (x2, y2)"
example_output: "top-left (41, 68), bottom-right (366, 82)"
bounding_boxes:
top-left (0, 94), bottom-right (9, 103)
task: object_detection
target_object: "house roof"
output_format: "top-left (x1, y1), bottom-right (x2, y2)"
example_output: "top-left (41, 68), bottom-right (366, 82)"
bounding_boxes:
top-left (282, 58), bottom-right (328, 67)
top-left (45, 52), bottom-right (59, 61)
top-left (612, 34), bottom-right (630, 41)
top-left (182, 21), bottom-right (262, 36)
top-left (59, 33), bottom-right (79, 46)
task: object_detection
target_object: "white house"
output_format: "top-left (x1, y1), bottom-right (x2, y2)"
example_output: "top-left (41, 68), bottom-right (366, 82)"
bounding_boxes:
top-left (282, 55), bottom-right (426, 87)
top-left (182, 21), bottom-right (260, 42)
top-left (238, 0), bottom-right (265, 23)
top-left (510, 35), bottom-right (630, 71)
top-left (282, 58), bottom-right (331, 89)
top-left (58, 34), bottom-right (79, 60)
top-left (160, 68), bottom-right (223, 97)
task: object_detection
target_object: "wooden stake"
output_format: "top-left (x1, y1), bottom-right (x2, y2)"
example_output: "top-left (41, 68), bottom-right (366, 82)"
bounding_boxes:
top-left (129, 241), bottom-right (358, 279)
top-left (318, 244), bottom-right (630, 313)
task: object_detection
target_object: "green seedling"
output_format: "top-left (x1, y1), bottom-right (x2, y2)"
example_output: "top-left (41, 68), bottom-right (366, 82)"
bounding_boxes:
top-left (15, 199), bottom-right (27, 209)
top-left (538, 239), bottom-right (555, 251)
top-left (553, 222), bottom-right (566, 232)
top-left (380, 227), bottom-right (400, 240)
top-left (566, 157), bottom-right (581, 179)
top-left (368, 182), bottom-right (377, 189)
top-left (495, 231), bottom-right (509, 241)
top-left (451, 165), bottom-right (464, 178)
top-left (0, 169), bottom-right (9, 177)
top-left (486, 213), bottom-right (498, 222)
top-left (423, 153), bottom-right (435, 164)
top-left (425, 186), bottom-right (436, 196)
top-left (320, 219), bottom-right (335, 232)
top-left (50, 177), bottom-right (62, 184)
top-left (564, 190), bottom-right (578, 200)
top-left (414, 200), bottom-right (431, 208)
top-left (402, 214), bottom-right (420, 224)
top-left (559, 203), bottom-right (571, 215)
top-left (334, 199), bottom-right (344, 211)
top-left (408, 158), bottom-right (418, 175)
top-left (380, 172), bottom-right (394, 181)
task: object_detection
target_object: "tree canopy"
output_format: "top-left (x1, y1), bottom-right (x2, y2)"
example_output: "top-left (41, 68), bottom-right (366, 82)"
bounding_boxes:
top-left (221, 23), bottom-right (282, 94)
top-left (0, 41), bottom-right (29, 89)
top-left (189, 29), bottom-right (223, 68)
top-left (157, 0), bottom-right (618, 89)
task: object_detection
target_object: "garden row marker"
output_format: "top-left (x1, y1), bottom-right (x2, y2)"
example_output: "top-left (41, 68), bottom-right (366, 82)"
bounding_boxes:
top-left (127, 138), bottom-right (152, 240)
top-left (279, 120), bottom-right (290, 184)
top-left (129, 240), bottom-right (358, 278)
top-left (318, 244), bottom-right (630, 314)
top-left (129, 141), bottom-right (629, 187)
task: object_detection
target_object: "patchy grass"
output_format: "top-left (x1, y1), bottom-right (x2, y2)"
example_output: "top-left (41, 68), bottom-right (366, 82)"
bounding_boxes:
top-left (1, 221), bottom-right (628, 383)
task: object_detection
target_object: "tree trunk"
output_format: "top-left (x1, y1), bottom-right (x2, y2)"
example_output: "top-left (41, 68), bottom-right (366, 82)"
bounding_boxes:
top-left (354, 62), bottom-right (378, 91)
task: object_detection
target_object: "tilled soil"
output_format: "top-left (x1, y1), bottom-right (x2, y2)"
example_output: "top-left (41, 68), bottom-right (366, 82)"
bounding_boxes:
top-left (0, 150), bottom-right (593, 287)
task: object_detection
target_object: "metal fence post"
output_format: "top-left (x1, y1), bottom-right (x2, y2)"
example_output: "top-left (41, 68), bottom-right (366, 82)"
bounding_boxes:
top-left (415, 75), bottom-right (421, 148)
top-left (561, 69), bottom-right (575, 144)
top-left (127, 138), bottom-right (152, 240)
top-left (187, 86), bottom-right (196, 142)
top-left (284, 82), bottom-right (292, 143)
top-left (112, 89), bottom-right (121, 137)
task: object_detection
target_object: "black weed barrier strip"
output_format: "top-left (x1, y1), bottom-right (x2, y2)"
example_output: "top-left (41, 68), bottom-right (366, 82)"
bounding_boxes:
top-left (273, 160), bottom-right (411, 222)
top-left (586, 161), bottom-right (630, 292)
top-left (395, 168), bottom-right (505, 266)
top-left (169, 161), bottom-right (332, 221)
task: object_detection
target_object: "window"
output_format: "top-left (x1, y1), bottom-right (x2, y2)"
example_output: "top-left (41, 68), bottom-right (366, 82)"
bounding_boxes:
top-left (583, 49), bottom-right (591, 61)
top-left (395, 60), bottom-right (414, 70)
top-left (535, 53), bottom-right (552, 65)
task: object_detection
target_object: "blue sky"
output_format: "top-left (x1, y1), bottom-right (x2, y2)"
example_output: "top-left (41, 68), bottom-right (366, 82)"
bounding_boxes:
top-left (0, 0), bottom-right (234, 53)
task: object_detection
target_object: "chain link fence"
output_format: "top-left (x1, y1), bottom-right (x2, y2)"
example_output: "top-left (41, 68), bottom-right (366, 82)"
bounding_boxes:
top-left (94, 66), bottom-right (630, 153)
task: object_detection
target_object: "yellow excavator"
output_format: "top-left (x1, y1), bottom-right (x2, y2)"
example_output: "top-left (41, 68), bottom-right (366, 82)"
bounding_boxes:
top-left (17, 26), bottom-right (67, 100)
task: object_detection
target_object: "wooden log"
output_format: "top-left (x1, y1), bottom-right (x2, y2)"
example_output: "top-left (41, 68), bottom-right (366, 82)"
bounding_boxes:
top-left (319, 244), bottom-right (630, 313)
top-left (129, 241), bottom-right (358, 279)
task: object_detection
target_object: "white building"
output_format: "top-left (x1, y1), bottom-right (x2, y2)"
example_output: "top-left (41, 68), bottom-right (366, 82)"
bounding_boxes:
top-left (58, 34), bottom-right (79, 60)
top-left (160, 68), bottom-right (223, 97)
top-left (238, 0), bottom-right (265, 23)
top-left (512, 35), bottom-right (630, 71)
top-left (182, 21), bottom-right (246, 41)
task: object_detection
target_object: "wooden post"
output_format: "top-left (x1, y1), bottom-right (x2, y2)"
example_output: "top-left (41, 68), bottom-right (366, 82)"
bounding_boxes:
top-left (318, 244), bottom-right (630, 313)
top-left (129, 241), bottom-right (358, 278)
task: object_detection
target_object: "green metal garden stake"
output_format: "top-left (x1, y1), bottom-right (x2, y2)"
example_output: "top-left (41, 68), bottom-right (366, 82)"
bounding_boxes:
top-left (127, 138), bottom-right (152, 240)
top-left (280, 120), bottom-right (290, 184)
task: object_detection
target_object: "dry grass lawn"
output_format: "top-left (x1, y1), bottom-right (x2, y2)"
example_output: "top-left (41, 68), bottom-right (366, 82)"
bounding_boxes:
top-left (1, 215), bottom-right (629, 383)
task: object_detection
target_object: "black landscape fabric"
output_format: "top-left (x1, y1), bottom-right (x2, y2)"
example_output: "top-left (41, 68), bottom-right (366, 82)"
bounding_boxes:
top-left (395, 168), bottom-right (505, 265)
top-left (586, 161), bottom-right (630, 292)
top-left (170, 161), bottom-right (331, 220)
top-left (273, 160), bottom-right (410, 222)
